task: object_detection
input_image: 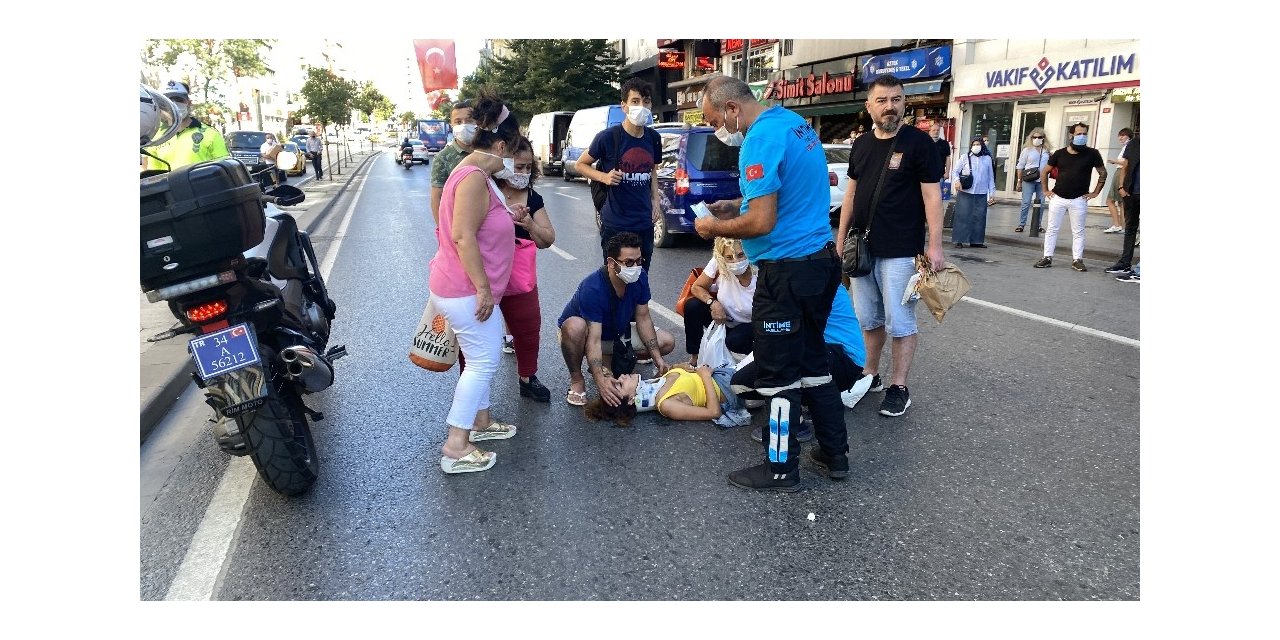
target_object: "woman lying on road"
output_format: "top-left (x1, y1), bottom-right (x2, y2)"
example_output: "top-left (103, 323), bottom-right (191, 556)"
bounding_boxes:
top-left (584, 364), bottom-right (732, 427)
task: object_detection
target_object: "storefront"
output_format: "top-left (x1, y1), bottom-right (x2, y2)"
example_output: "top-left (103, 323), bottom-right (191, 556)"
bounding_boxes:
top-left (950, 44), bottom-right (1140, 201)
top-left (762, 56), bottom-right (862, 143)
top-left (859, 45), bottom-right (955, 145)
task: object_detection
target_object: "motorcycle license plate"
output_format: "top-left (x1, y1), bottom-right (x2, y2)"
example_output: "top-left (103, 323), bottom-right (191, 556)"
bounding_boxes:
top-left (189, 323), bottom-right (261, 380)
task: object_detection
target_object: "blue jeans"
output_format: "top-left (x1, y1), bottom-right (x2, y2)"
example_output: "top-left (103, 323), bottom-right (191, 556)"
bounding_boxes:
top-left (952, 192), bottom-right (989, 244)
top-left (1018, 180), bottom-right (1043, 226)
top-left (852, 256), bottom-right (919, 338)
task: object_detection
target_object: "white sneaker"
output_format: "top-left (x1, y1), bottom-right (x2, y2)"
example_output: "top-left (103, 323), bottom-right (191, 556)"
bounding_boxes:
top-left (1103, 225), bottom-right (1122, 233)
top-left (502, 335), bottom-right (515, 354)
top-left (841, 373), bottom-right (875, 409)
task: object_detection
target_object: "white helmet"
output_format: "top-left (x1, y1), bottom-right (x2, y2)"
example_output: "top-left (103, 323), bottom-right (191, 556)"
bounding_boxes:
top-left (140, 84), bottom-right (182, 149)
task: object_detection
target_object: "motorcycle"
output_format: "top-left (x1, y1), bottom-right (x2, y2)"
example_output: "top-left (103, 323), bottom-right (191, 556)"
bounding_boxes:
top-left (401, 148), bottom-right (414, 169)
top-left (141, 149), bottom-right (345, 496)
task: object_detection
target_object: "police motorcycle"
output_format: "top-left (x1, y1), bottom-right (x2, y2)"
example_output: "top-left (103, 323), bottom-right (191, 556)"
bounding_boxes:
top-left (139, 85), bottom-right (345, 496)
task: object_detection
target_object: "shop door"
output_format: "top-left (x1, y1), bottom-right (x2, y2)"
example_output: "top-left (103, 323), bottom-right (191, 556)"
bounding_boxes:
top-left (1010, 107), bottom-right (1047, 191)
top-left (969, 102), bottom-right (1012, 194)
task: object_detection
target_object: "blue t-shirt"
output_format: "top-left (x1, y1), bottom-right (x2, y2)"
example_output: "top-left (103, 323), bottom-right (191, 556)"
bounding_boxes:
top-left (557, 268), bottom-right (652, 341)
top-left (737, 107), bottom-right (832, 262)
top-left (824, 285), bottom-right (866, 368)
top-left (589, 125), bottom-right (662, 231)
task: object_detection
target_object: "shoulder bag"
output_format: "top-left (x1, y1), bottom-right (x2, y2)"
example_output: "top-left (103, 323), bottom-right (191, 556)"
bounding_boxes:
top-left (842, 135), bottom-right (899, 278)
top-left (589, 126), bottom-right (624, 213)
top-left (1021, 150), bottom-right (1043, 182)
top-left (958, 153), bottom-right (975, 190)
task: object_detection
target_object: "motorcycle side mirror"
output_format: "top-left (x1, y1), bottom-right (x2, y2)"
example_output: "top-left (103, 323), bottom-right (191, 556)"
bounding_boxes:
top-left (275, 151), bottom-right (298, 170)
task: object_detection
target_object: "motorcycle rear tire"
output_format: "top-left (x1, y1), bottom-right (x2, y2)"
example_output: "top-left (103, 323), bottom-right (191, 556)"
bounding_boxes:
top-left (241, 384), bottom-right (319, 496)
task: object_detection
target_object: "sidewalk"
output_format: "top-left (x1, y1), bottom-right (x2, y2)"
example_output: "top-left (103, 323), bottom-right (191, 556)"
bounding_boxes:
top-left (952, 198), bottom-right (1136, 264)
top-left (139, 149), bottom-right (378, 443)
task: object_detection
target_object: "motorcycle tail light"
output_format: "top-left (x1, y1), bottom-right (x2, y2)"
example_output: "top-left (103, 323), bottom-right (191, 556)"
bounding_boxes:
top-left (186, 300), bottom-right (228, 323)
top-left (675, 168), bottom-right (689, 196)
top-left (829, 171), bottom-right (838, 186)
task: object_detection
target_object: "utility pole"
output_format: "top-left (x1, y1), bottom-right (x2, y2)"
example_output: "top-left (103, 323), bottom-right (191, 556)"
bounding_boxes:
top-left (741, 40), bottom-right (751, 82)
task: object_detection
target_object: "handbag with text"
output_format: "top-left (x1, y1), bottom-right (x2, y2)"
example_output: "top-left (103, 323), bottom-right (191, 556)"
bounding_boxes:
top-left (409, 295), bottom-right (459, 371)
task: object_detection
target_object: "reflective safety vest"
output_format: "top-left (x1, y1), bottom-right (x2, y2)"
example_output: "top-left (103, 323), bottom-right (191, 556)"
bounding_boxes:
top-left (143, 120), bottom-right (229, 172)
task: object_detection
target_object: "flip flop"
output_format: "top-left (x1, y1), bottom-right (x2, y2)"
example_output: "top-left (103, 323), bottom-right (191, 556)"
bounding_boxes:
top-left (566, 389), bottom-right (587, 406)
top-left (440, 448), bottom-right (496, 474)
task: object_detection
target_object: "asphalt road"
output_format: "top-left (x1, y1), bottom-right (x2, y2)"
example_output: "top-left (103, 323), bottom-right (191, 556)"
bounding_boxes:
top-left (141, 151), bottom-right (1140, 601)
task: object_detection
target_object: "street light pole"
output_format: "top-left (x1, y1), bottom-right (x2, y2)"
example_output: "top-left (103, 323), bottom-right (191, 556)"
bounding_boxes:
top-left (741, 39), bottom-right (751, 82)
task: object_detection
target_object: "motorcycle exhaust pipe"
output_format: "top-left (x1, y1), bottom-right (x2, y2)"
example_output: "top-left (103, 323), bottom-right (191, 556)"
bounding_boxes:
top-left (278, 345), bottom-right (334, 393)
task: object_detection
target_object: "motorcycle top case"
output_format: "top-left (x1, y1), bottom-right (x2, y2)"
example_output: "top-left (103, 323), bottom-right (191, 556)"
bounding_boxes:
top-left (140, 159), bottom-right (266, 291)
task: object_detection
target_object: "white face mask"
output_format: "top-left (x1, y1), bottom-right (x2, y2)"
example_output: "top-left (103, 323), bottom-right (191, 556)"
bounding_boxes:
top-left (627, 105), bottom-right (651, 126)
top-left (971, 144), bottom-right (982, 154)
top-left (505, 172), bottom-right (530, 190)
top-left (476, 151), bottom-right (515, 179)
top-left (727, 260), bottom-right (749, 275)
top-left (715, 110), bottom-right (745, 147)
top-left (453, 123), bottom-right (477, 146)
top-left (617, 264), bottom-right (642, 284)
top-left (1032, 138), bottom-right (1043, 147)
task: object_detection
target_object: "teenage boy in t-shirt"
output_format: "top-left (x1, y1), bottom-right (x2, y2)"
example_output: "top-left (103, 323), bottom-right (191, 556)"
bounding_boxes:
top-left (575, 79), bottom-right (663, 270)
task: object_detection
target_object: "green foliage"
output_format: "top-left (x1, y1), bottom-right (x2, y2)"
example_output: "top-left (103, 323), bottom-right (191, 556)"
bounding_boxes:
top-left (397, 111), bottom-right (417, 128)
top-left (458, 40), bottom-right (625, 126)
top-left (373, 96), bottom-right (398, 123)
top-left (299, 67), bottom-right (357, 127)
top-left (431, 96), bottom-right (454, 120)
top-left (353, 81), bottom-right (390, 120)
top-left (141, 39), bottom-right (274, 129)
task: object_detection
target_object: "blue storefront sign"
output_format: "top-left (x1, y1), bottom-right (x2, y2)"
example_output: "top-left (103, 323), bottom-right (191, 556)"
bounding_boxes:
top-left (860, 46), bottom-right (952, 84)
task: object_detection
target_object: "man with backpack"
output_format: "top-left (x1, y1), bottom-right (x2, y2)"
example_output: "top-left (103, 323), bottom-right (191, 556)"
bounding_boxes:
top-left (574, 78), bottom-right (664, 270)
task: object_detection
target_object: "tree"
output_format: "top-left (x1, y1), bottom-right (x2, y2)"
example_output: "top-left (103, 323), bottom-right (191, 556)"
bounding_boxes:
top-left (458, 40), bottom-right (625, 126)
top-left (141, 39), bottom-right (273, 130)
top-left (397, 111), bottom-right (417, 129)
top-left (353, 81), bottom-right (389, 122)
top-left (299, 67), bottom-right (356, 130)
top-left (373, 97), bottom-right (397, 123)
top-left (432, 96), bottom-right (454, 120)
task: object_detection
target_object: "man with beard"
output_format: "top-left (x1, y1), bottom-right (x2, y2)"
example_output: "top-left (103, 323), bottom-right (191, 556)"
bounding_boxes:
top-left (1034, 122), bottom-right (1106, 271)
top-left (835, 74), bottom-right (944, 418)
top-left (929, 122), bottom-right (951, 180)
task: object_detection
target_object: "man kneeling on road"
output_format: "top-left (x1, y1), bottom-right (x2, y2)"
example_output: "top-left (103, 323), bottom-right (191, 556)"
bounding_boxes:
top-left (557, 232), bottom-right (674, 408)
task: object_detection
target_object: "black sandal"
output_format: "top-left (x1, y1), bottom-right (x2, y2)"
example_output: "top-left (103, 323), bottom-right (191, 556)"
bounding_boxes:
top-left (1014, 226), bottom-right (1024, 232)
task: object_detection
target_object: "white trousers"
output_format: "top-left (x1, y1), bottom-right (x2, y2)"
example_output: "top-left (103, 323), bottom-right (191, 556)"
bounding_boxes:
top-left (1042, 195), bottom-right (1087, 260)
top-left (431, 293), bottom-right (506, 429)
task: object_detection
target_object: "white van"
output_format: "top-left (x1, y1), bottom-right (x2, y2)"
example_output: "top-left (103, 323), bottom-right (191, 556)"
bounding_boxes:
top-left (561, 105), bottom-right (627, 181)
top-left (527, 111), bottom-right (575, 177)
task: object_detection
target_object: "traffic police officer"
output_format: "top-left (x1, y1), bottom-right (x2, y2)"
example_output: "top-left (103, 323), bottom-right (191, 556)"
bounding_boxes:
top-left (142, 80), bottom-right (229, 172)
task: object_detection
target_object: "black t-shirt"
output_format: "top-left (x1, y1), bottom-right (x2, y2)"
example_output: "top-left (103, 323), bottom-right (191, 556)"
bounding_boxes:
top-left (847, 125), bottom-right (942, 258)
top-left (1047, 146), bottom-right (1105, 199)
top-left (514, 188), bottom-right (545, 241)
top-left (933, 138), bottom-right (951, 180)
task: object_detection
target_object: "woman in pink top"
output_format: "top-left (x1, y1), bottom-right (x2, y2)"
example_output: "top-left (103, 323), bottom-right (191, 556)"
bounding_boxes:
top-left (427, 90), bottom-right (521, 474)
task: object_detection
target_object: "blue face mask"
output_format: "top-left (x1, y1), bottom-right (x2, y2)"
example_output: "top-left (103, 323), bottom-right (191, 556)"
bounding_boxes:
top-left (1073, 134), bottom-right (1088, 146)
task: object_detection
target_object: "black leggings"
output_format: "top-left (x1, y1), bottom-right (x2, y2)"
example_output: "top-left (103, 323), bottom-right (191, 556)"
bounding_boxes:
top-left (683, 297), bottom-right (753, 356)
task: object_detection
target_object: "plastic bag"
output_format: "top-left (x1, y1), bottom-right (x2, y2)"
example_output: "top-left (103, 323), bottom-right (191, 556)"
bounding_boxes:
top-left (913, 254), bottom-right (971, 323)
top-left (409, 295), bottom-right (459, 371)
top-left (696, 322), bottom-right (735, 369)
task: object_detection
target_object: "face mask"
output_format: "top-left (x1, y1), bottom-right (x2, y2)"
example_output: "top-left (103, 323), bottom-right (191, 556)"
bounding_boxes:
top-left (627, 105), bottom-right (651, 126)
top-left (728, 260), bottom-right (749, 276)
top-left (971, 144), bottom-right (982, 154)
top-left (1032, 138), bottom-right (1043, 147)
top-left (476, 151), bottom-right (515, 178)
top-left (616, 264), bottom-right (642, 284)
top-left (715, 110), bottom-right (745, 146)
top-left (453, 123), bottom-right (477, 146)
top-left (506, 172), bottom-right (530, 190)
top-left (1073, 134), bottom-right (1088, 146)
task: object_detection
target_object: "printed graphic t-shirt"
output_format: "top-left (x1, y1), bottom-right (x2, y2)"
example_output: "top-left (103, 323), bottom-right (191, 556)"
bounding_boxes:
top-left (589, 125), bottom-right (662, 231)
top-left (736, 106), bottom-right (832, 263)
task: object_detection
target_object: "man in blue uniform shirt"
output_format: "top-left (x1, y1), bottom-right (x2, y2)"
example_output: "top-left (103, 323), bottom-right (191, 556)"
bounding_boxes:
top-left (695, 75), bottom-right (848, 492)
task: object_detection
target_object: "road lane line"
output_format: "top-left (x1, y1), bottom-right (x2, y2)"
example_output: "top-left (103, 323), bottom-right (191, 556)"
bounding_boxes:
top-left (164, 457), bottom-right (255, 600)
top-left (165, 168), bottom-right (370, 601)
top-left (647, 301), bottom-right (682, 327)
top-left (556, 193), bottom-right (581, 200)
top-left (548, 245), bottom-right (577, 261)
top-left (962, 296), bottom-right (1139, 349)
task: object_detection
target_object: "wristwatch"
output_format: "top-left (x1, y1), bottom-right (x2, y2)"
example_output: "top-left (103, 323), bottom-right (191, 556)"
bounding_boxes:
top-left (706, 296), bottom-right (714, 305)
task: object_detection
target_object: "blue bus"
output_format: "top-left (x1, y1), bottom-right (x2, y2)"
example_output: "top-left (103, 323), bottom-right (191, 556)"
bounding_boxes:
top-left (417, 119), bottom-right (451, 154)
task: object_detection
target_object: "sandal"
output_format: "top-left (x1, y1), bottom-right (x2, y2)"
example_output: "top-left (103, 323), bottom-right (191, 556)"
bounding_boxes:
top-left (469, 420), bottom-right (517, 442)
top-left (1014, 226), bottom-right (1024, 232)
top-left (440, 448), bottom-right (496, 474)
top-left (566, 389), bottom-right (587, 406)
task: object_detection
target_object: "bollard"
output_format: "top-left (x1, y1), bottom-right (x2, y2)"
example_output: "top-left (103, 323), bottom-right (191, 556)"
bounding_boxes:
top-left (1028, 196), bottom-right (1042, 238)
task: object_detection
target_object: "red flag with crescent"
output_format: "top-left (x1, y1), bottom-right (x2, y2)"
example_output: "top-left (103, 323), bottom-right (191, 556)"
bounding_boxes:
top-left (414, 39), bottom-right (458, 92)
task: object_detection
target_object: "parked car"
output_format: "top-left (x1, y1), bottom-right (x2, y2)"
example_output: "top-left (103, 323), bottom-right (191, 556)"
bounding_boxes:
top-left (824, 144), bottom-right (850, 227)
top-left (649, 126), bottom-right (741, 248)
top-left (405, 139), bottom-right (429, 164)
top-left (281, 142), bottom-right (307, 176)
top-left (224, 130), bottom-right (271, 165)
top-left (561, 105), bottom-right (627, 181)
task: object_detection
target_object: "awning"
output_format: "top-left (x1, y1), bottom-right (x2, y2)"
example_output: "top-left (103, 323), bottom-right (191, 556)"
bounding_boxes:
top-left (789, 102), bottom-right (864, 118)
top-left (668, 72), bottom-right (722, 90)
top-left (903, 80), bottom-right (943, 96)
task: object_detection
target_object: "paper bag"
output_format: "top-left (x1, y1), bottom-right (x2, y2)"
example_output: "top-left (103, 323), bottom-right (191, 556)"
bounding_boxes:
top-left (914, 254), bottom-right (971, 323)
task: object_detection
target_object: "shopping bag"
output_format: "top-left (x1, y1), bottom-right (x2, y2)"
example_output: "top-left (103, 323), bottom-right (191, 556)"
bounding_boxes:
top-left (674, 267), bottom-right (704, 317)
top-left (913, 254), bottom-right (971, 323)
top-left (409, 295), bottom-right (459, 371)
top-left (696, 322), bottom-right (735, 368)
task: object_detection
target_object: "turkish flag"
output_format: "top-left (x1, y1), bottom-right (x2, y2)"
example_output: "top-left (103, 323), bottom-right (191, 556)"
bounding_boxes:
top-left (414, 39), bottom-right (458, 92)
top-left (746, 164), bottom-right (764, 181)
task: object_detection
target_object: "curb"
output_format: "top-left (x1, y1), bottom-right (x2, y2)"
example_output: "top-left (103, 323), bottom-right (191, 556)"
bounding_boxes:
top-left (139, 151), bottom-right (379, 444)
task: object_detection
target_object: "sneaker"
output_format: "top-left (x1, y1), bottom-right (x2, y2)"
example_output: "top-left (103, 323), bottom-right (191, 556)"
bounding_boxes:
top-left (727, 462), bottom-right (800, 493)
top-left (867, 374), bottom-right (885, 393)
top-left (879, 385), bottom-right (911, 417)
top-left (1034, 257), bottom-right (1053, 268)
top-left (502, 335), bottom-right (515, 354)
top-left (841, 374), bottom-right (874, 409)
top-left (1071, 259), bottom-right (1087, 272)
top-left (1103, 225), bottom-right (1122, 233)
top-left (806, 448), bottom-right (850, 480)
top-left (1105, 263), bottom-right (1132, 274)
top-left (519, 375), bottom-right (551, 402)
top-left (1116, 273), bottom-right (1140, 283)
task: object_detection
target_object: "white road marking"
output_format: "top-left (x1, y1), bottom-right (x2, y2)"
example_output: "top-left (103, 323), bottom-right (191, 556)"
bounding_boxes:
top-left (548, 245), bottom-right (577, 261)
top-left (962, 296), bottom-right (1140, 349)
top-left (556, 193), bottom-right (581, 200)
top-left (646, 300), bottom-right (683, 327)
top-left (164, 168), bottom-right (370, 601)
